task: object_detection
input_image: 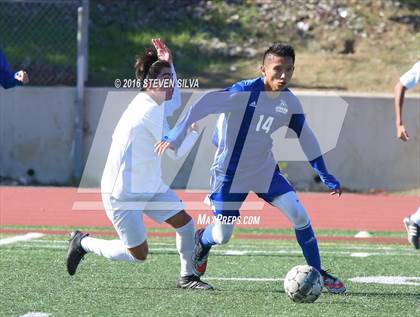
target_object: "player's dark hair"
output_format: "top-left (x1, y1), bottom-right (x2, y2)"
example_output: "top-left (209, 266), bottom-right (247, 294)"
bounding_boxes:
top-left (262, 43), bottom-right (295, 64)
top-left (135, 47), bottom-right (171, 90)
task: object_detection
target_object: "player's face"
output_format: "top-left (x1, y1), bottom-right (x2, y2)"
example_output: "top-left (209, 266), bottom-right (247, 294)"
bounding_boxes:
top-left (155, 67), bottom-right (174, 100)
top-left (260, 54), bottom-right (294, 91)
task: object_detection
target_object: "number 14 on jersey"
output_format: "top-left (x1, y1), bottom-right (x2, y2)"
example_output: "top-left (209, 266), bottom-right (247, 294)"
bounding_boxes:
top-left (256, 115), bottom-right (274, 133)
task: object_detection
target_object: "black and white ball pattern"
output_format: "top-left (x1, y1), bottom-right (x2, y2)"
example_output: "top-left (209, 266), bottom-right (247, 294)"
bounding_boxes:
top-left (284, 265), bottom-right (323, 303)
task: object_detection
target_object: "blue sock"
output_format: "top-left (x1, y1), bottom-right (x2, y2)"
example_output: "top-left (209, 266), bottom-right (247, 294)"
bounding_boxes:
top-left (199, 225), bottom-right (216, 248)
top-left (294, 224), bottom-right (321, 272)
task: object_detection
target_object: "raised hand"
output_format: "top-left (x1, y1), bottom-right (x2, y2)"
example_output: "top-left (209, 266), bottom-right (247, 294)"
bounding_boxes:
top-left (152, 38), bottom-right (172, 64)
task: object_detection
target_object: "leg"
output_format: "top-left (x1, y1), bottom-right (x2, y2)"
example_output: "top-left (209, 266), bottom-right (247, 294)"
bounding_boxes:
top-left (403, 207), bottom-right (420, 249)
top-left (80, 204), bottom-right (148, 261)
top-left (200, 214), bottom-right (236, 246)
top-left (268, 191), bottom-right (346, 293)
top-left (144, 189), bottom-right (196, 277)
top-left (83, 236), bottom-right (148, 261)
top-left (144, 189), bottom-right (213, 290)
top-left (199, 187), bottom-right (247, 248)
top-left (256, 170), bottom-right (320, 270)
top-left (191, 189), bottom-right (246, 277)
top-left (268, 191), bottom-right (320, 271)
top-left (66, 198), bottom-right (148, 275)
top-left (258, 169), bottom-right (346, 294)
top-left (165, 210), bottom-right (195, 277)
top-left (411, 207), bottom-right (420, 225)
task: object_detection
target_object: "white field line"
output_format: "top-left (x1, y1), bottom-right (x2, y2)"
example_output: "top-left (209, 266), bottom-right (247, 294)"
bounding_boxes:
top-left (19, 313), bottom-right (50, 317)
top-left (350, 252), bottom-right (371, 257)
top-left (27, 239), bottom-right (410, 252)
top-left (0, 233), bottom-right (45, 246)
top-left (349, 276), bottom-right (420, 286)
top-left (206, 277), bottom-right (283, 282)
top-left (6, 242), bottom-right (420, 257)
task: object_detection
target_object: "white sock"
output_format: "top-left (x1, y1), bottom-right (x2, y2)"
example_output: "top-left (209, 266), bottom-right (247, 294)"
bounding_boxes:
top-left (175, 219), bottom-right (195, 277)
top-left (411, 207), bottom-right (420, 225)
top-left (81, 237), bottom-right (142, 263)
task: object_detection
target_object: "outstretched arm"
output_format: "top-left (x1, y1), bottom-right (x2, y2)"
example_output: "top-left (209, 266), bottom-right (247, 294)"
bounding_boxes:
top-left (0, 49), bottom-right (29, 89)
top-left (152, 38), bottom-right (181, 118)
top-left (289, 113), bottom-right (342, 196)
top-left (394, 81), bottom-right (409, 141)
top-left (154, 89), bottom-right (247, 155)
top-left (165, 123), bottom-right (200, 159)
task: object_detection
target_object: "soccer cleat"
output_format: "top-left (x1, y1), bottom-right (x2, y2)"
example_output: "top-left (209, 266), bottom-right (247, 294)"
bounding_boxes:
top-left (192, 228), bottom-right (211, 277)
top-left (403, 216), bottom-right (419, 249)
top-left (176, 275), bottom-right (214, 290)
top-left (66, 230), bottom-right (89, 275)
top-left (320, 270), bottom-right (346, 294)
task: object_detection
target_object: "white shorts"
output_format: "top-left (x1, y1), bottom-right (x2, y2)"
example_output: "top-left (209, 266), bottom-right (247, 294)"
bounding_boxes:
top-left (102, 187), bottom-right (184, 248)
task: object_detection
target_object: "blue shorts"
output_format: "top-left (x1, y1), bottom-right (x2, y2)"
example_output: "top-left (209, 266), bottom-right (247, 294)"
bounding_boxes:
top-left (208, 167), bottom-right (294, 217)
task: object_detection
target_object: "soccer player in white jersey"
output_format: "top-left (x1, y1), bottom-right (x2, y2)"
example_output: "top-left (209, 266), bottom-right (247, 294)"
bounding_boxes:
top-left (394, 61), bottom-right (420, 249)
top-left (66, 39), bottom-right (213, 289)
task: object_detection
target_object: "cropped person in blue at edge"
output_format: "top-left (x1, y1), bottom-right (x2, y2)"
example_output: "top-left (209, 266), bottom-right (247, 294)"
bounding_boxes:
top-left (155, 43), bottom-right (346, 294)
top-left (0, 48), bottom-right (29, 89)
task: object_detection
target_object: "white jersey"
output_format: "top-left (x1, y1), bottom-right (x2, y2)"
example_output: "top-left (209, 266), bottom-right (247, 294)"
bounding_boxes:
top-left (400, 61), bottom-right (420, 90)
top-left (101, 92), bottom-right (198, 200)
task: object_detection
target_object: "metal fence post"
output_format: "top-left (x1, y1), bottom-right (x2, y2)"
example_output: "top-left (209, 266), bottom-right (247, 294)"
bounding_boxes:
top-left (74, 0), bottom-right (89, 180)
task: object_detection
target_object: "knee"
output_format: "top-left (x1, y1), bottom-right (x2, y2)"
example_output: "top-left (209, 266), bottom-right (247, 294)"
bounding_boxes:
top-left (272, 193), bottom-right (310, 229)
top-left (213, 225), bottom-right (234, 245)
top-left (213, 233), bottom-right (231, 245)
top-left (128, 242), bottom-right (148, 261)
top-left (291, 204), bottom-right (308, 226)
top-left (290, 207), bottom-right (310, 229)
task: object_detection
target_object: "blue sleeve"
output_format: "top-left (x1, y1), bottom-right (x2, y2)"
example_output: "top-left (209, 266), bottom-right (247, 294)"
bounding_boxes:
top-left (289, 111), bottom-right (340, 190)
top-left (288, 113), bottom-right (305, 137)
top-left (310, 156), bottom-right (340, 190)
top-left (0, 49), bottom-right (20, 89)
top-left (163, 89), bottom-right (249, 149)
top-left (224, 82), bottom-right (245, 92)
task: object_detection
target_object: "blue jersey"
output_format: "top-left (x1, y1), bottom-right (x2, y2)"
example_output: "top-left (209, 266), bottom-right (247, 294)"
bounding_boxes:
top-left (0, 48), bottom-right (20, 89)
top-left (164, 77), bottom-right (340, 193)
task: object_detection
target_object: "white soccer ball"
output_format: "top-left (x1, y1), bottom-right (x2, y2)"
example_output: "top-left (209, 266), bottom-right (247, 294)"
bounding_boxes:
top-left (283, 265), bottom-right (323, 303)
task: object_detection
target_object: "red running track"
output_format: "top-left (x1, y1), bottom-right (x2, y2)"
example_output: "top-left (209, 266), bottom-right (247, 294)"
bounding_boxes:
top-left (0, 186), bottom-right (418, 232)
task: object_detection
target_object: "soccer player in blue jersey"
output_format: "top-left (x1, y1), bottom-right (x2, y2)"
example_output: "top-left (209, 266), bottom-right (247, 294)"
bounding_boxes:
top-left (0, 48), bottom-right (29, 89)
top-left (155, 43), bottom-right (346, 293)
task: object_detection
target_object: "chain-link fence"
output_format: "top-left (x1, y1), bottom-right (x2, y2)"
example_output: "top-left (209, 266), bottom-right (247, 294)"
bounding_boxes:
top-left (0, 0), bottom-right (83, 85)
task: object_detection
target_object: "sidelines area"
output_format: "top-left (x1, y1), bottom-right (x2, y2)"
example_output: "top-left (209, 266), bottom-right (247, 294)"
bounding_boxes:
top-left (2, 234), bottom-right (418, 256)
top-left (1, 186), bottom-right (418, 232)
top-left (0, 228), bottom-right (409, 244)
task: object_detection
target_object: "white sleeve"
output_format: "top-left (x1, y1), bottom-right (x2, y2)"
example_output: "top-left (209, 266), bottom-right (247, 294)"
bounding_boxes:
top-left (162, 64), bottom-right (181, 116)
top-left (143, 110), bottom-right (164, 142)
top-left (166, 130), bottom-right (199, 159)
top-left (400, 61), bottom-right (420, 90)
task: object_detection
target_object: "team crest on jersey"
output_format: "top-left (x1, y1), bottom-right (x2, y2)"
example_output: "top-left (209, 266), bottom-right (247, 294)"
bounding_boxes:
top-left (276, 100), bottom-right (288, 114)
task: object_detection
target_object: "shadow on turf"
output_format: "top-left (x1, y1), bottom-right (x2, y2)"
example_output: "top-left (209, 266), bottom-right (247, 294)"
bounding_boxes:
top-left (110, 283), bottom-right (285, 294)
